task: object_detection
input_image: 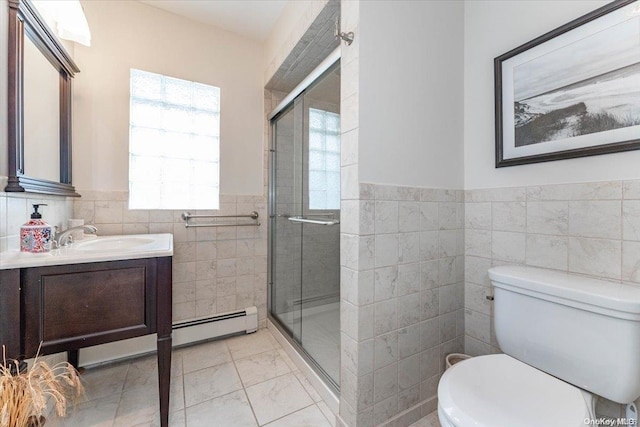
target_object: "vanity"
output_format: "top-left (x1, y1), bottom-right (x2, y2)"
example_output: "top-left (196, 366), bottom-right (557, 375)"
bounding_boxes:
top-left (0, 234), bottom-right (173, 427)
top-left (2, 1), bottom-right (174, 424)
top-left (2, 0), bottom-right (177, 424)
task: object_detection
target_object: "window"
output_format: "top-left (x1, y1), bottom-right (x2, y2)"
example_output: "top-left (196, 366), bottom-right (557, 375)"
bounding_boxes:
top-left (129, 69), bottom-right (220, 209)
top-left (308, 108), bottom-right (340, 210)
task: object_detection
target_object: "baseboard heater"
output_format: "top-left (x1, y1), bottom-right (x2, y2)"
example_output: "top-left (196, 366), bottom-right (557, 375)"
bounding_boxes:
top-left (78, 306), bottom-right (258, 368)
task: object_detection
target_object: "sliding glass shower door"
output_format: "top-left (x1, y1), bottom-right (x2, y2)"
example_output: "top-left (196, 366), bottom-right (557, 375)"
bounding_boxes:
top-left (269, 62), bottom-right (341, 389)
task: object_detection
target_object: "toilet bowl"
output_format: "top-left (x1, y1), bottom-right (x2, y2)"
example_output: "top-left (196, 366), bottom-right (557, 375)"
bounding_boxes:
top-left (437, 354), bottom-right (594, 427)
top-left (437, 265), bottom-right (640, 427)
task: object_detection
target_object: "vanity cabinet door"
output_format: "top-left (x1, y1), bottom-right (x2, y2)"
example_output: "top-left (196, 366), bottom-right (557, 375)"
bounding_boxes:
top-left (22, 258), bottom-right (158, 357)
top-left (0, 269), bottom-right (21, 359)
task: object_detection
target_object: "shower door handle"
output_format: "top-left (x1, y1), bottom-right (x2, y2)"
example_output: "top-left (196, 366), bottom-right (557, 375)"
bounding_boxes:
top-left (287, 216), bottom-right (340, 226)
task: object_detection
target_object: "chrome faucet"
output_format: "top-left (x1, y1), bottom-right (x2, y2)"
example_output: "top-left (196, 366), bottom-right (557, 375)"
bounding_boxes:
top-left (54, 225), bottom-right (98, 247)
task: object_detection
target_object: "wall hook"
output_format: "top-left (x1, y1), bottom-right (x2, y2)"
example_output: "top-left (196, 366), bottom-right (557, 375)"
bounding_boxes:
top-left (335, 18), bottom-right (354, 46)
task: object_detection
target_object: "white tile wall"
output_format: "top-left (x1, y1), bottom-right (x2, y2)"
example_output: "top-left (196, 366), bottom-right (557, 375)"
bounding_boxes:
top-left (72, 191), bottom-right (268, 325)
top-left (340, 183), bottom-right (464, 427)
top-left (464, 180), bottom-right (640, 356)
top-left (464, 180), bottom-right (640, 419)
top-left (0, 192), bottom-right (73, 252)
top-left (0, 192), bottom-right (75, 371)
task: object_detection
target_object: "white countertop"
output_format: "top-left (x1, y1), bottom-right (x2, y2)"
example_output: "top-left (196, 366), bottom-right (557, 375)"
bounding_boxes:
top-left (0, 233), bottom-right (173, 270)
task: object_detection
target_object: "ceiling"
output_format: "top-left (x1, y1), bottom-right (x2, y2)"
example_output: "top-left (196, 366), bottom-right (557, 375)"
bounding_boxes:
top-left (138, 0), bottom-right (288, 42)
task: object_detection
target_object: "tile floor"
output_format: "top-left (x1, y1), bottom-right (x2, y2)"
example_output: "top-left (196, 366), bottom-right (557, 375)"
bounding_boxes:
top-left (54, 329), bottom-right (337, 427)
top-left (409, 412), bottom-right (441, 427)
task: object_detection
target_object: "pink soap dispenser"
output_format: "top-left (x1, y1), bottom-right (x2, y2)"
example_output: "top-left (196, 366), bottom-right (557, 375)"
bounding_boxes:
top-left (20, 204), bottom-right (53, 253)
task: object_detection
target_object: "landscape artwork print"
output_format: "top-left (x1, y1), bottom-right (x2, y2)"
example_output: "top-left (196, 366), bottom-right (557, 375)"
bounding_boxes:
top-left (495, 0), bottom-right (640, 167)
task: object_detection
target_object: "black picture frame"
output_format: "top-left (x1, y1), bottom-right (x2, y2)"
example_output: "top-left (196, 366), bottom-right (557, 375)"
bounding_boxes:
top-left (495, 0), bottom-right (640, 168)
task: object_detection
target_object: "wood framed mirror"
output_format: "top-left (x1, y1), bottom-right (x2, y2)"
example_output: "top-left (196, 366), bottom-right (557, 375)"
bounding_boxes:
top-left (5, 0), bottom-right (80, 196)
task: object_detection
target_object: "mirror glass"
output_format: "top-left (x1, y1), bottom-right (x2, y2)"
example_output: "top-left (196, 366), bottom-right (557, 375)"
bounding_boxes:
top-left (22, 35), bottom-right (60, 182)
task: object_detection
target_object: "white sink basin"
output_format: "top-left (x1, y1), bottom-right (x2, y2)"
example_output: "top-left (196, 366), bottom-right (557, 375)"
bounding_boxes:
top-left (0, 233), bottom-right (173, 269)
top-left (74, 236), bottom-right (156, 252)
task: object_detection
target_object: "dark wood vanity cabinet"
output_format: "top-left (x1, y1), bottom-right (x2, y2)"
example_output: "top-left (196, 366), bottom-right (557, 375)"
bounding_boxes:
top-left (0, 269), bottom-right (21, 358)
top-left (23, 259), bottom-right (160, 355)
top-left (0, 257), bottom-right (172, 427)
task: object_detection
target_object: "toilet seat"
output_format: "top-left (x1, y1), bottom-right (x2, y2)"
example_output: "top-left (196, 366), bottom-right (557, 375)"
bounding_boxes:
top-left (437, 354), bottom-right (591, 427)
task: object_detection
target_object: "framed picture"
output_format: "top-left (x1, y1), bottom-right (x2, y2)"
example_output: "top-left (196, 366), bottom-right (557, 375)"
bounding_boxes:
top-left (495, 0), bottom-right (640, 167)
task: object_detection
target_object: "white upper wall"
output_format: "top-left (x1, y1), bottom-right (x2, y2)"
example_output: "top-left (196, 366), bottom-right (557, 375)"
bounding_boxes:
top-left (463, 0), bottom-right (640, 189)
top-left (7, 0), bottom-right (638, 194)
top-left (73, 0), bottom-right (264, 195)
top-left (358, 0), bottom-right (465, 189)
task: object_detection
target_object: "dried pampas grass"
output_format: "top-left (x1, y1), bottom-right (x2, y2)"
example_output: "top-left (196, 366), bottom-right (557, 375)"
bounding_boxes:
top-left (0, 346), bottom-right (84, 427)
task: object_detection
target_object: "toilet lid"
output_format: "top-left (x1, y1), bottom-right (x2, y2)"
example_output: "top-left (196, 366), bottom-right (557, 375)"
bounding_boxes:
top-left (438, 354), bottom-right (589, 427)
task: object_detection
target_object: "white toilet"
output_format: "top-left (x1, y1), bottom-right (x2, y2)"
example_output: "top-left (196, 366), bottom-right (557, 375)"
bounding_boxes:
top-left (438, 265), bottom-right (640, 427)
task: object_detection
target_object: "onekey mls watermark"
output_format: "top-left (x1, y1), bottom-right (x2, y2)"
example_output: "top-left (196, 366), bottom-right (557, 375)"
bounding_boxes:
top-left (585, 418), bottom-right (638, 426)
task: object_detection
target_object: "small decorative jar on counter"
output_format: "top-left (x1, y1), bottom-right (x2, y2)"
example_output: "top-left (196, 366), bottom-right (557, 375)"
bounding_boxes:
top-left (20, 204), bottom-right (53, 253)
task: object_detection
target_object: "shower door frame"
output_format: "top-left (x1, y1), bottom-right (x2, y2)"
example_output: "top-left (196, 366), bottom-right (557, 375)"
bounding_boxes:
top-left (267, 49), bottom-right (341, 395)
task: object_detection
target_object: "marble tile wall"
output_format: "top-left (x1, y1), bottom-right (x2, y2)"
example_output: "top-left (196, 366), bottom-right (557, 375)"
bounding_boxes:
top-left (0, 192), bottom-right (74, 370)
top-left (339, 183), bottom-right (464, 427)
top-left (464, 180), bottom-right (640, 356)
top-left (337, 2), bottom-right (360, 425)
top-left (72, 191), bottom-right (268, 325)
top-left (0, 192), bottom-right (73, 252)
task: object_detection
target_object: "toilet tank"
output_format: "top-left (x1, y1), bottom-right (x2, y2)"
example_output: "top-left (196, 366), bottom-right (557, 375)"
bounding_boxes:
top-left (488, 265), bottom-right (640, 404)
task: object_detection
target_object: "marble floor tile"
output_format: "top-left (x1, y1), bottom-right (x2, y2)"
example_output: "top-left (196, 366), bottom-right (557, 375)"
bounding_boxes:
top-left (277, 348), bottom-right (299, 372)
top-left (227, 329), bottom-right (280, 359)
top-left (118, 380), bottom-right (182, 424)
top-left (170, 377), bottom-right (186, 412)
top-left (171, 351), bottom-right (185, 378)
top-left (410, 410), bottom-right (441, 427)
top-left (186, 390), bottom-right (258, 427)
top-left (135, 409), bottom-right (187, 427)
top-left (234, 349), bottom-right (292, 387)
top-left (56, 329), bottom-right (337, 427)
top-left (122, 352), bottom-right (184, 389)
top-left (294, 371), bottom-right (323, 403)
top-left (179, 339), bottom-right (232, 374)
top-left (113, 385), bottom-right (162, 427)
top-left (245, 372), bottom-right (315, 425)
top-left (264, 404), bottom-right (331, 427)
top-left (58, 393), bottom-right (120, 427)
top-left (123, 355), bottom-right (160, 390)
top-left (81, 363), bottom-right (128, 401)
top-left (112, 378), bottom-right (185, 426)
top-left (316, 401), bottom-right (337, 427)
top-left (183, 362), bottom-right (243, 407)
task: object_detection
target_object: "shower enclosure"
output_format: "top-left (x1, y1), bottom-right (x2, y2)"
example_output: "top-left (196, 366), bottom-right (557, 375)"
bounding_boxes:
top-left (268, 60), bottom-right (341, 391)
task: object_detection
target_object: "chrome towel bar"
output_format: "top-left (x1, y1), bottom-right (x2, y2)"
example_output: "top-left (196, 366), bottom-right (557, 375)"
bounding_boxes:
top-left (287, 216), bottom-right (340, 226)
top-left (181, 211), bottom-right (260, 228)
